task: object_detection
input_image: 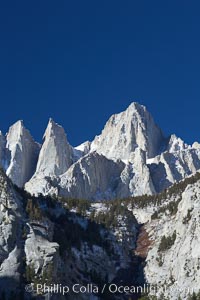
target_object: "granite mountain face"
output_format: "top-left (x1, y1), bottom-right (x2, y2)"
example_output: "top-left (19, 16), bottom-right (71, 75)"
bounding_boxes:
top-left (1, 103), bottom-right (200, 300)
top-left (0, 102), bottom-right (200, 200)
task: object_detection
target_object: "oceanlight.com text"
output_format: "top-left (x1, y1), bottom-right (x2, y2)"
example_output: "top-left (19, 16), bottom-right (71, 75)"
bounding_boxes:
top-left (25, 282), bottom-right (198, 297)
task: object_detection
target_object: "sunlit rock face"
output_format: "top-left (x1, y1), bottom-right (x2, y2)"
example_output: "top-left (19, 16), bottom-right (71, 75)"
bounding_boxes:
top-left (35, 118), bottom-right (73, 177)
top-left (143, 177), bottom-right (200, 300)
top-left (5, 120), bottom-right (40, 188)
top-left (59, 152), bottom-right (126, 200)
top-left (90, 102), bottom-right (165, 160)
top-left (1, 103), bottom-right (200, 299)
top-left (0, 102), bottom-right (200, 201)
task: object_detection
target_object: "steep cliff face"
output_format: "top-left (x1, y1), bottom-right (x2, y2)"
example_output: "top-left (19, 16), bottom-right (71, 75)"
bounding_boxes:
top-left (0, 169), bottom-right (24, 296)
top-left (35, 118), bottom-right (73, 177)
top-left (1, 159), bottom-right (200, 299)
top-left (2, 102), bottom-right (200, 299)
top-left (23, 102), bottom-right (200, 200)
top-left (117, 148), bottom-right (155, 198)
top-left (125, 173), bottom-right (200, 300)
top-left (5, 121), bottom-right (40, 188)
top-left (25, 148), bottom-right (156, 200)
top-left (59, 152), bottom-right (125, 200)
top-left (0, 168), bottom-right (140, 300)
top-left (25, 119), bottom-right (74, 196)
top-left (167, 134), bottom-right (189, 153)
top-left (148, 146), bottom-right (200, 193)
top-left (142, 177), bottom-right (200, 300)
top-left (90, 102), bottom-right (165, 160)
top-left (0, 102), bottom-right (200, 201)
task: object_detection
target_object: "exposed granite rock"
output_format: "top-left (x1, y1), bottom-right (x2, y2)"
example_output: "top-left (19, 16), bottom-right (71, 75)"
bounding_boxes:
top-left (143, 178), bottom-right (200, 300)
top-left (59, 152), bottom-right (125, 200)
top-left (90, 102), bottom-right (165, 160)
top-left (5, 120), bottom-right (40, 187)
top-left (35, 118), bottom-right (73, 177)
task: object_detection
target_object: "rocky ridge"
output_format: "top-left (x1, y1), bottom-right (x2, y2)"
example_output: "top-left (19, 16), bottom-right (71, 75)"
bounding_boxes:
top-left (1, 103), bottom-right (200, 200)
top-left (0, 103), bottom-right (200, 299)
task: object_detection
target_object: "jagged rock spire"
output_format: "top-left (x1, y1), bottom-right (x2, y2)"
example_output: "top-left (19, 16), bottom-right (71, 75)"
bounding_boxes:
top-left (6, 120), bottom-right (40, 187)
top-left (35, 118), bottom-right (73, 177)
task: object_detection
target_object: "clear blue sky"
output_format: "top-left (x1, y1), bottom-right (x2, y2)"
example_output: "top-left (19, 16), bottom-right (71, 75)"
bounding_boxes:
top-left (0, 0), bottom-right (200, 146)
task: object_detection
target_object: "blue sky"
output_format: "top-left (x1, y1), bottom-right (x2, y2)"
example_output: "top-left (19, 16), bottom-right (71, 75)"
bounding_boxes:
top-left (0, 1), bottom-right (200, 146)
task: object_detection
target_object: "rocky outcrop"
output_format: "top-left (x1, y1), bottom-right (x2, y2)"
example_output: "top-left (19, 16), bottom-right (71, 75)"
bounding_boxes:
top-left (35, 118), bottom-right (73, 177)
top-left (1, 153), bottom-right (200, 299)
top-left (142, 176), bottom-right (200, 300)
top-left (167, 134), bottom-right (189, 153)
top-left (25, 220), bottom-right (59, 284)
top-left (5, 120), bottom-right (40, 187)
top-left (148, 147), bottom-right (200, 192)
top-left (59, 152), bottom-right (125, 200)
top-left (0, 169), bottom-right (24, 297)
top-left (25, 119), bottom-right (74, 196)
top-left (74, 141), bottom-right (91, 159)
top-left (25, 149), bottom-right (156, 200)
top-left (118, 148), bottom-right (155, 198)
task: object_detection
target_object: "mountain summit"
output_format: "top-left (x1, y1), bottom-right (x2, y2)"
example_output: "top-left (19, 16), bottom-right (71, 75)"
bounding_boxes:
top-left (91, 102), bottom-right (165, 160)
top-left (1, 102), bottom-right (200, 199)
top-left (35, 118), bottom-right (73, 177)
top-left (2, 120), bottom-right (40, 187)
